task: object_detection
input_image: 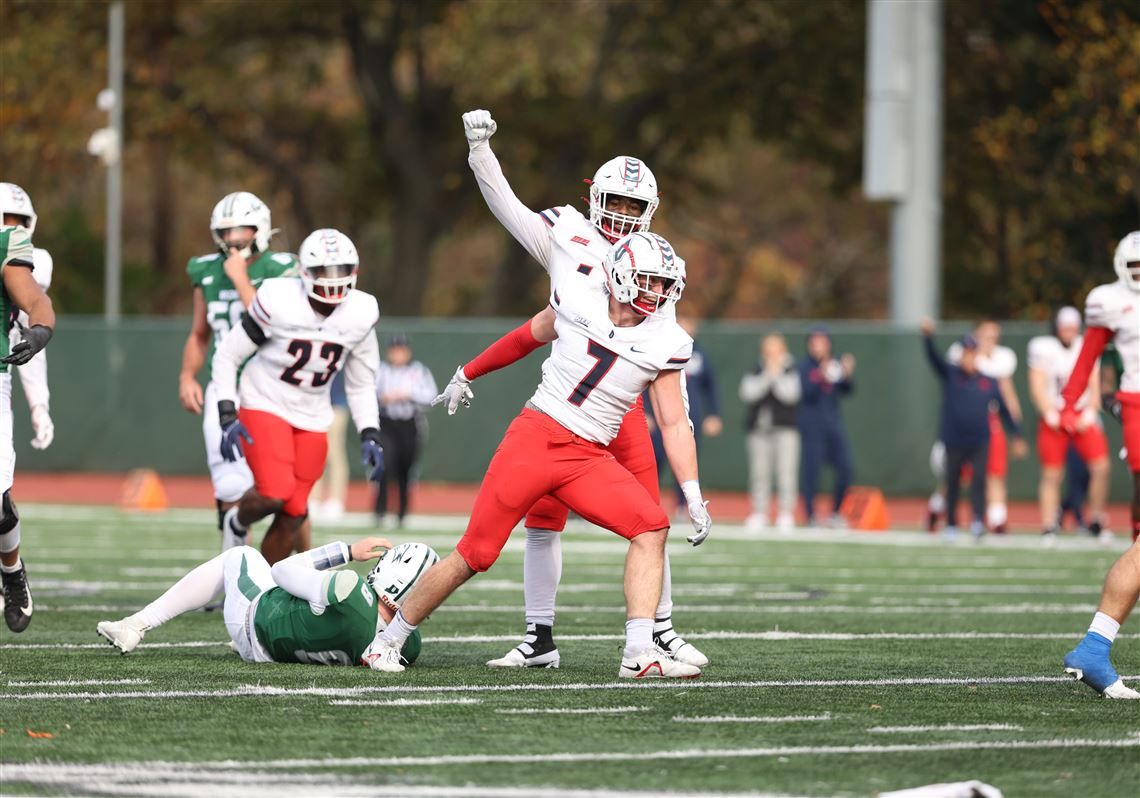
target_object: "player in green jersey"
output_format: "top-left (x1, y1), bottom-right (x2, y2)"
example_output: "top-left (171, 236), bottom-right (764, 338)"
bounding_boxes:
top-left (177, 192), bottom-right (297, 546)
top-left (0, 223), bottom-right (55, 632)
top-left (97, 537), bottom-right (438, 669)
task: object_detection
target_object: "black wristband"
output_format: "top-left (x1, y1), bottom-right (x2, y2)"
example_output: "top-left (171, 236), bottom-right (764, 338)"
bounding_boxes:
top-left (218, 400), bottom-right (238, 428)
top-left (360, 427), bottom-right (381, 444)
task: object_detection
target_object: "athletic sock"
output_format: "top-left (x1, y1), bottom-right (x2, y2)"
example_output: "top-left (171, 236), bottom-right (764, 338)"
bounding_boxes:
top-left (623, 618), bottom-right (654, 659)
top-left (134, 552), bottom-right (227, 629)
top-left (523, 528), bottom-right (561, 627)
top-left (379, 610), bottom-right (417, 647)
top-left (1088, 612), bottom-right (1121, 645)
top-left (655, 549), bottom-right (674, 619)
top-left (0, 557), bottom-right (23, 574)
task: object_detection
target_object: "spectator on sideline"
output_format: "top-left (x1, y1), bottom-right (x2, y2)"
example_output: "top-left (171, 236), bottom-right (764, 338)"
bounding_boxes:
top-left (309, 371), bottom-right (349, 522)
top-left (645, 316), bottom-right (722, 511)
top-left (739, 333), bottom-right (801, 532)
top-left (797, 326), bottom-right (855, 527)
top-left (374, 334), bottom-right (438, 528)
top-left (922, 319), bottom-right (1026, 541)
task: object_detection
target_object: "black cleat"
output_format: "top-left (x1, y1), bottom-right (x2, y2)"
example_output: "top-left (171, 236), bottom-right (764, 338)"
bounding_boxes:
top-left (2, 562), bottom-right (33, 632)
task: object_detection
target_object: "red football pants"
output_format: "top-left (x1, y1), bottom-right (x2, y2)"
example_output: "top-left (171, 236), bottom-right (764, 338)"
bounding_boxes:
top-left (456, 409), bottom-right (669, 572)
top-left (1037, 418), bottom-right (1108, 469)
top-left (525, 396), bottom-right (659, 531)
top-left (239, 408), bottom-right (328, 517)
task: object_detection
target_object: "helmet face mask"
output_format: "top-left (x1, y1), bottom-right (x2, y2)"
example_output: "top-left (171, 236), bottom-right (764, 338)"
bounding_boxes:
top-left (298, 228), bottom-right (361, 305)
top-left (0, 183), bottom-right (37, 236)
top-left (210, 192), bottom-right (273, 258)
top-left (1114, 231), bottom-right (1140, 292)
top-left (605, 232), bottom-right (685, 318)
top-left (588, 156), bottom-right (659, 243)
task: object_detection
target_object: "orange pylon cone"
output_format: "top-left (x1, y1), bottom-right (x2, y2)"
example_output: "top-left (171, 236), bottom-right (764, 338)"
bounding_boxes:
top-left (121, 469), bottom-right (168, 512)
top-left (839, 486), bottom-right (890, 532)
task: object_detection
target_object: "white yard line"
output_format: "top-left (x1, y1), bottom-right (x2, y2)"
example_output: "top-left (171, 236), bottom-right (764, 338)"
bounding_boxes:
top-left (673, 714), bottom-right (832, 724)
top-left (4, 674), bottom-right (1135, 702)
top-left (867, 724), bottom-right (1023, 733)
top-left (328, 697), bottom-right (482, 707)
top-left (6, 678), bottom-right (151, 687)
top-left (494, 706), bottom-right (649, 715)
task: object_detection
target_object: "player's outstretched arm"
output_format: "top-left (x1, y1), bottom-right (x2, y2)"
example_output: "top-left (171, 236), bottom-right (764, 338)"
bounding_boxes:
top-left (463, 109), bottom-right (553, 270)
top-left (1, 263), bottom-right (54, 367)
top-left (650, 368), bottom-right (711, 546)
top-left (345, 329), bottom-right (382, 438)
top-left (1061, 327), bottom-right (1113, 413)
top-left (271, 538), bottom-right (393, 607)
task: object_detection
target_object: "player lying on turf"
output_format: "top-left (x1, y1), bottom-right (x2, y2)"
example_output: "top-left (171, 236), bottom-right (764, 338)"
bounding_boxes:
top-left (97, 538), bottom-right (437, 669)
top-left (1058, 230), bottom-right (1140, 700)
top-left (434, 108), bottom-right (705, 671)
top-left (367, 231), bottom-right (712, 679)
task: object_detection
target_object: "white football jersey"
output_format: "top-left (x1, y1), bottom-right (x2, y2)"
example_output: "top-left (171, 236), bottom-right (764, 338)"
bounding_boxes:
top-left (947, 342), bottom-right (1016, 379)
top-left (216, 277), bottom-right (381, 432)
top-left (1028, 334), bottom-right (1093, 410)
top-left (1085, 280), bottom-right (1140, 393)
top-left (529, 274), bottom-right (692, 444)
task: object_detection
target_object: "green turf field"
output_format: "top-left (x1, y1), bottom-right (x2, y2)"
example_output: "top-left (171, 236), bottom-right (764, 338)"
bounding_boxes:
top-left (1, 505), bottom-right (1138, 797)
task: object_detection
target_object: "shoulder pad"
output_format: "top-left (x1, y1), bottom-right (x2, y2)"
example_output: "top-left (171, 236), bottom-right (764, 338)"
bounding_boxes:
top-left (1026, 336), bottom-right (1056, 368)
top-left (330, 570), bottom-right (362, 603)
top-left (271, 252), bottom-right (297, 265)
top-left (187, 253), bottom-right (221, 283)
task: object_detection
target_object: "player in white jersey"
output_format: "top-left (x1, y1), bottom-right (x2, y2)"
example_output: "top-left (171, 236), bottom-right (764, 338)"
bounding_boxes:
top-left (367, 232), bottom-right (712, 679)
top-left (0, 185), bottom-right (56, 632)
top-left (178, 193), bottom-right (298, 543)
top-left (444, 109), bottom-right (706, 669)
top-left (1058, 231), bottom-right (1140, 699)
top-left (1028, 306), bottom-right (1110, 542)
top-left (212, 229), bottom-right (385, 564)
top-left (927, 319), bottom-right (1023, 532)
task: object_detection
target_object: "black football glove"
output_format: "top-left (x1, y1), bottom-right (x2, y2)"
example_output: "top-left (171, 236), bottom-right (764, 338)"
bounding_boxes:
top-left (1, 323), bottom-right (52, 366)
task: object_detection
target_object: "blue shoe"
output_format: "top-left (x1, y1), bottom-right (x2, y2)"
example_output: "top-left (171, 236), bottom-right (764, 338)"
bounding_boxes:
top-left (1063, 633), bottom-right (1139, 698)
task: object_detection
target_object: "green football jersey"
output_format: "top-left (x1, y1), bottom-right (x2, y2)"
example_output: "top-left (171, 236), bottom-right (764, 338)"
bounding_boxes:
top-left (252, 570), bottom-right (421, 666)
top-left (0, 226), bottom-right (35, 374)
top-left (186, 249), bottom-right (297, 381)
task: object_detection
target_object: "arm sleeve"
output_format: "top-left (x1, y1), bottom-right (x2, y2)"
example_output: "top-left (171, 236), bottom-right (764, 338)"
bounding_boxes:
top-left (923, 336), bottom-right (949, 380)
top-left (1061, 326), bottom-right (1113, 408)
top-left (13, 310), bottom-right (49, 409)
top-left (212, 315), bottom-right (262, 404)
top-left (270, 541), bottom-right (353, 608)
top-left (346, 328), bottom-right (382, 433)
top-left (468, 145), bottom-right (553, 269)
top-left (464, 320), bottom-right (545, 380)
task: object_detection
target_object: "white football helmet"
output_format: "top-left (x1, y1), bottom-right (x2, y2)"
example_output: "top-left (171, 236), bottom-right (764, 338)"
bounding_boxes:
top-left (298, 228), bottom-right (360, 304)
top-left (588, 156), bottom-right (659, 242)
top-left (0, 183), bottom-right (37, 235)
top-left (605, 232), bottom-right (685, 317)
top-left (1113, 230), bottom-right (1140, 292)
top-left (367, 542), bottom-right (440, 614)
top-left (209, 191), bottom-right (273, 258)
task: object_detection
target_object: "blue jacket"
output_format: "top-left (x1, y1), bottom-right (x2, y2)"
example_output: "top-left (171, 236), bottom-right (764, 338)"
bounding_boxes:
top-left (797, 355), bottom-right (853, 429)
top-left (924, 336), bottom-right (1020, 448)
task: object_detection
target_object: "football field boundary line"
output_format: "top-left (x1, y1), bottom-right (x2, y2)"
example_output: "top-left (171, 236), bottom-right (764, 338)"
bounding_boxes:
top-left (0, 630), bottom-right (1110, 652)
top-left (5, 674), bottom-right (1137, 702)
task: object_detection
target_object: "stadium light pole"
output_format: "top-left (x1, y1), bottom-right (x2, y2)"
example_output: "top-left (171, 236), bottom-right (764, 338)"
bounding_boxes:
top-left (104, 1), bottom-right (125, 323)
top-left (863, 0), bottom-right (944, 326)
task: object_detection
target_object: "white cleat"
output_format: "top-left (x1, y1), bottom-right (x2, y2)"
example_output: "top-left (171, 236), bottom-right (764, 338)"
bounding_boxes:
top-left (96, 618), bottom-right (148, 655)
top-left (486, 647), bottom-right (560, 669)
top-left (619, 645), bottom-right (701, 679)
top-left (1102, 679), bottom-right (1140, 700)
top-left (220, 507), bottom-right (249, 552)
top-left (361, 639), bottom-right (405, 673)
top-left (654, 623), bottom-right (710, 668)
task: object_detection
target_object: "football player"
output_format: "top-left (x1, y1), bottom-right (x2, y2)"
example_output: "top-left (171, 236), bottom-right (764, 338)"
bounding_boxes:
top-left (1028, 306), bottom-right (1110, 543)
top-left (432, 109), bottom-right (706, 671)
top-left (0, 217), bottom-right (55, 632)
top-left (1059, 231), bottom-right (1140, 699)
top-left (178, 192), bottom-right (298, 547)
top-left (369, 232), bottom-right (712, 679)
top-left (96, 537), bottom-right (436, 669)
top-left (211, 229), bottom-right (384, 564)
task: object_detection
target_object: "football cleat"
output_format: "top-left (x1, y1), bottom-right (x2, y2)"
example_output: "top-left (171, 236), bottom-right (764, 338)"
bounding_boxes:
top-left (1063, 633), bottom-right (1140, 699)
top-left (619, 645), bottom-right (700, 679)
top-left (361, 639), bottom-right (405, 673)
top-left (97, 618), bottom-right (148, 655)
top-left (487, 623), bottom-right (560, 668)
top-left (653, 620), bottom-right (709, 668)
top-left (1, 562), bottom-right (33, 633)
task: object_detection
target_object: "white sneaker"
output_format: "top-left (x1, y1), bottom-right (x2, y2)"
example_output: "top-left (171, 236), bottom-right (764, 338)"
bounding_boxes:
top-left (486, 647), bottom-right (561, 668)
top-left (775, 512), bottom-right (795, 532)
top-left (828, 513), bottom-right (848, 529)
top-left (361, 639), bottom-right (405, 673)
top-left (744, 513), bottom-right (766, 533)
top-left (97, 618), bottom-right (148, 655)
top-left (654, 625), bottom-right (709, 668)
top-left (221, 506), bottom-right (248, 552)
top-left (1103, 679), bottom-right (1140, 700)
top-left (619, 645), bottom-right (701, 679)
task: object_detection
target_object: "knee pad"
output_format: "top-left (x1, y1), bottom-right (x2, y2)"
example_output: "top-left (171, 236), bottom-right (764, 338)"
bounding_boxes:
top-left (214, 472), bottom-right (253, 505)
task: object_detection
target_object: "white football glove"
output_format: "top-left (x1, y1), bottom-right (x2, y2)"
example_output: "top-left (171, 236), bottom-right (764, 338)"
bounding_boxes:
top-left (462, 109), bottom-right (497, 147)
top-left (30, 404), bottom-right (54, 450)
top-left (430, 366), bottom-right (474, 416)
top-left (686, 498), bottom-right (712, 547)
